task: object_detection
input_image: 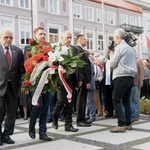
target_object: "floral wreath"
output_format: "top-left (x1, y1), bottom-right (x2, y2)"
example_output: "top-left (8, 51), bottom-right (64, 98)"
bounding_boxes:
top-left (23, 39), bottom-right (85, 105)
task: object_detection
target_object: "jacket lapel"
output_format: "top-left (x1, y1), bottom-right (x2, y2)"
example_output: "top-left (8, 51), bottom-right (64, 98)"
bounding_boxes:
top-left (10, 46), bottom-right (16, 69)
top-left (0, 45), bottom-right (9, 69)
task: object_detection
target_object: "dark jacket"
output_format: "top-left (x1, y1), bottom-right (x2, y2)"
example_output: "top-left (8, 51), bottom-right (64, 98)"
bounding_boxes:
top-left (0, 45), bottom-right (24, 97)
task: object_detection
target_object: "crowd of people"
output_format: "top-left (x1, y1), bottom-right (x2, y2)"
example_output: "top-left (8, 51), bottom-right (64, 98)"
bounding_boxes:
top-left (0, 26), bottom-right (150, 146)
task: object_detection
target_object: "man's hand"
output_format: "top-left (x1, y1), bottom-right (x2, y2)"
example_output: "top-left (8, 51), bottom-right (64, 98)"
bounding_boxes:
top-left (86, 83), bottom-right (91, 89)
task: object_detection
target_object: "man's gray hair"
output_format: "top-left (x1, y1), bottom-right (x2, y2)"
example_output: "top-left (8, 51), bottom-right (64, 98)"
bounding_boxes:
top-left (114, 28), bottom-right (125, 39)
top-left (61, 31), bottom-right (71, 37)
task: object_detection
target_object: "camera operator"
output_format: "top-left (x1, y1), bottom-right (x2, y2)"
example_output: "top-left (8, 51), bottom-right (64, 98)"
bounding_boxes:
top-left (109, 28), bottom-right (137, 133)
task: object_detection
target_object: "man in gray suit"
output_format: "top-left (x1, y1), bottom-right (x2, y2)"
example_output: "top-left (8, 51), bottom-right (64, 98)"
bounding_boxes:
top-left (0, 29), bottom-right (24, 145)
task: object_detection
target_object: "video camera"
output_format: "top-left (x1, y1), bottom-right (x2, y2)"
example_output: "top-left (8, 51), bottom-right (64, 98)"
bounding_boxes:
top-left (108, 32), bottom-right (137, 51)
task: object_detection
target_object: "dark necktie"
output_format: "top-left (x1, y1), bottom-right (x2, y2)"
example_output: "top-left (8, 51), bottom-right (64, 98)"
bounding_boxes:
top-left (5, 47), bottom-right (11, 68)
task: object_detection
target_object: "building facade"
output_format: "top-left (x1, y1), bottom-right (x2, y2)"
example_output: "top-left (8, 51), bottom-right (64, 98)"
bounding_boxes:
top-left (0, 0), bottom-right (144, 56)
top-left (125, 0), bottom-right (150, 58)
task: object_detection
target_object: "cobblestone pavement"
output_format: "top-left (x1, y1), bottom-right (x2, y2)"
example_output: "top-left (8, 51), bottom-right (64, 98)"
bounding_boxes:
top-left (0, 115), bottom-right (150, 150)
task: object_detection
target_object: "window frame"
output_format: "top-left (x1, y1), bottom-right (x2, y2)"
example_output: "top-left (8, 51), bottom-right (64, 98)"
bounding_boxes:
top-left (73, 3), bottom-right (82, 19)
top-left (96, 8), bottom-right (103, 23)
top-left (0, 0), bottom-right (12, 5)
top-left (120, 13), bottom-right (128, 25)
top-left (129, 15), bottom-right (137, 26)
top-left (48, 0), bottom-right (59, 14)
top-left (19, 0), bottom-right (30, 9)
top-left (85, 6), bottom-right (94, 22)
top-left (107, 11), bottom-right (115, 25)
top-left (18, 18), bottom-right (32, 46)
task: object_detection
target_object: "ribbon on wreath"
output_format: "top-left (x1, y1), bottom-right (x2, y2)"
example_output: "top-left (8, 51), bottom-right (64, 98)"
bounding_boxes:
top-left (31, 65), bottom-right (72, 106)
top-left (58, 65), bottom-right (72, 102)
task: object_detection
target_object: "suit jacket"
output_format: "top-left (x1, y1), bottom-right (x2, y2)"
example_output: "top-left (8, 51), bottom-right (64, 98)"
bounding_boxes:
top-left (0, 45), bottom-right (24, 97)
top-left (75, 45), bottom-right (91, 84)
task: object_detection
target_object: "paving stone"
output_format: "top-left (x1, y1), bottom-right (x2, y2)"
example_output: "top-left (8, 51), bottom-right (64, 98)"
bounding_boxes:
top-left (12, 139), bottom-right (102, 150)
top-left (132, 142), bottom-right (150, 150)
top-left (77, 130), bottom-right (150, 145)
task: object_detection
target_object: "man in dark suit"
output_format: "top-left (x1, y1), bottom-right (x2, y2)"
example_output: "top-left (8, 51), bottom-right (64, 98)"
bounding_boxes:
top-left (24, 27), bottom-right (52, 141)
top-left (52, 31), bottom-right (79, 132)
top-left (0, 29), bottom-right (24, 145)
top-left (75, 34), bottom-right (91, 127)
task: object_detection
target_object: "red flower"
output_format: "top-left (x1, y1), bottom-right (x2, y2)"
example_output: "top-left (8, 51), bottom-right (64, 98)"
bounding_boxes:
top-left (41, 40), bottom-right (47, 45)
top-left (42, 46), bottom-right (52, 53)
top-left (43, 55), bottom-right (48, 61)
top-left (24, 80), bottom-right (31, 86)
top-left (26, 67), bottom-right (33, 74)
top-left (32, 53), bottom-right (44, 63)
top-left (28, 39), bottom-right (34, 44)
top-left (37, 45), bottom-right (42, 49)
top-left (26, 51), bottom-right (31, 57)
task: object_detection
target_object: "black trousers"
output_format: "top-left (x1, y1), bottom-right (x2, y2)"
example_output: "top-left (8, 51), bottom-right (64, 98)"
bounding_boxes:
top-left (76, 83), bottom-right (88, 123)
top-left (53, 86), bottom-right (75, 127)
top-left (141, 79), bottom-right (149, 99)
top-left (113, 76), bottom-right (134, 126)
top-left (0, 82), bottom-right (18, 138)
top-left (103, 85), bottom-right (114, 114)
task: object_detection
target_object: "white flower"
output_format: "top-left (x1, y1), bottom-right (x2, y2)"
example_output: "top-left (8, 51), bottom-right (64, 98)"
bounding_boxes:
top-left (57, 55), bottom-right (64, 61)
top-left (61, 46), bottom-right (68, 55)
top-left (70, 62), bottom-right (77, 67)
top-left (48, 52), bottom-right (57, 62)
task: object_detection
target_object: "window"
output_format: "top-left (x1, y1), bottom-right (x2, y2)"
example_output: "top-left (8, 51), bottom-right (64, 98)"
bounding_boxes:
top-left (49, 0), bottom-right (59, 14)
top-left (86, 33), bottom-right (93, 50)
top-left (147, 20), bottom-right (150, 31)
top-left (20, 24), bottom-right (31, 45)
top-left (0, 0), bottom-right (11, 5)
top-left (120, 13), bottom-right (128, 25)
top-left (98, 35), bottom-right (103, 51)
top-left (129, 16), bottom-right (137, 26)
top-left (0, 19), bottom-right (14, 44)
top-left (107, 11), bottom-right (115, 25)
top-left (19, 0), bottom-right (29, 9)
top-left (49, 28), bottom-right (59, 43)
top-left (73, 3), bottom-right (82, 19)
top-left (96, 9), bottom-right (103, 23)
top-left (85, 6), bottom-right (94, 21)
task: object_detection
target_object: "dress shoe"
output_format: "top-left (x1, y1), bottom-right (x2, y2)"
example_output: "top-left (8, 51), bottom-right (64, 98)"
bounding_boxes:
top-left (52, 121), bottom-right (58, 129)
top-left (77, 122), bottom-right (91, 127)
top-left (110, 126), bottom-right (126, 133)
top-left (65, 125), bottom-right (79, 132)
top-left (47, 118), bottom-right (53, 123)
top-left (29, 127), bottom-right (36, 139)
top-left (39, 133), bottom-right (52, 141)
top-left (86, 119), bottom-right (95, 124)
top-left (3, 137), bottom-right (15, 144)
top-left (125, 125), bottom-right (133, 130)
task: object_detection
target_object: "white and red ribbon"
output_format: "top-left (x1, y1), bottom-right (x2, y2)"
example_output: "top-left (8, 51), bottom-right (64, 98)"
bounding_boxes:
top-left (31, 65), bottom-right (72, 106)
top-left (58, 65), bottom-right (72, 102)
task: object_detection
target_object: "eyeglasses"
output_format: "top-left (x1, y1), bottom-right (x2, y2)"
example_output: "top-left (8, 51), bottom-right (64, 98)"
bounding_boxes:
top-left (2, 36), bottom-right (13, 40)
